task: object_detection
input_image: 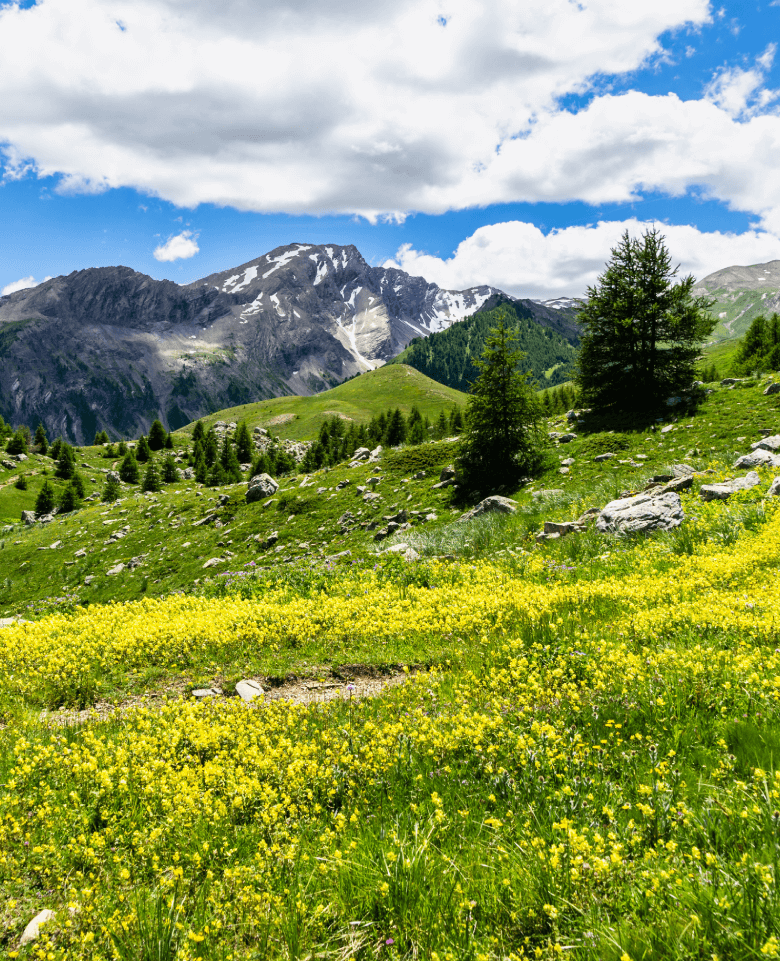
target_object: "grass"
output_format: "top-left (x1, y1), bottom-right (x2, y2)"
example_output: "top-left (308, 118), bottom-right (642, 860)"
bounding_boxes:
top-left (172, 364), bottom-right (468, 443)
top-left (3, 370), bottom-right (780, 957)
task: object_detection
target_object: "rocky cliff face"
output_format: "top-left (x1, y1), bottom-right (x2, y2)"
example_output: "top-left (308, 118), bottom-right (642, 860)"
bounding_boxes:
top-left (0, 243), bottom-right (575, 442)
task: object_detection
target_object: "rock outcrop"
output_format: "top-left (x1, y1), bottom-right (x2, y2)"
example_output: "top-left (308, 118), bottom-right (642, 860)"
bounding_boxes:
top-left (596, 491), bottom-right (684, 535)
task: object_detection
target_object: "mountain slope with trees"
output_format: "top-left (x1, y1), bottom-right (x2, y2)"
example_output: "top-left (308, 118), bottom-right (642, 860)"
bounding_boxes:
top-left (389, 299), bottom-right (579, 392)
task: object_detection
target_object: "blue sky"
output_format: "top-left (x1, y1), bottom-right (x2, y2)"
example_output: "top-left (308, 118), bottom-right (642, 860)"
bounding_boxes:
top-left (1, 0), bottom-right (780, 299)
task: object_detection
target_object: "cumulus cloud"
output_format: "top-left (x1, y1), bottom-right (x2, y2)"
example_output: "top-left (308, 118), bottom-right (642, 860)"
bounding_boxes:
top-left (386, 221), bottom-right (780, 300)
top-left (153, 231), bottom-right (200, 262)
top-left (1, 274), bottom-right (51, 295)
top-left (704, 44), bottom-right (779, 118)
top-left (0, 0), bottom-right (713, 218)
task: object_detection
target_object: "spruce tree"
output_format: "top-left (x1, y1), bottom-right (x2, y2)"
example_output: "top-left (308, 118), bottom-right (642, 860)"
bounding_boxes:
top-left (204, 429), bottom-right (219, 466)
top-left (192, 420), bottom-right (205, 445)
top-left (119, 451), bottom-right (140, 484)
top-left (576, 228), bottom-right (715, 412)
top-left (35, 480), bottom-right (56, 517)
top-left (163, 453), bottom-right (179, 483)
top-left (148, 419), bottom-right (167, 451)
top-left (234, 421), bottom-right (253, 463)
top-left (136, 435), bottom-right (152, 462)
top-left (385, 408), bottom-right (407, 447)
top-left (102, 475), bottom-right (121, 503)
top-left (34, 422), bottom-right (48, 455)
top-left (6, 428), bottom-right (29, 455)
top-left (457, 318), bottom-right (546, 494)
top-left (59, 482), bottom-right (81, 513)
top-left (142, 459), bottom-right (162, 493)
top-left (164, 432), bottom-right (174, 450)
top-left (194, 451), bottom-right (208, 484)
top-left (71, 472), bottom-right (86, 499)
top-left (219, 435), bottom-right (242, 483)
top-left (55, 442), bottom-right (76, 479)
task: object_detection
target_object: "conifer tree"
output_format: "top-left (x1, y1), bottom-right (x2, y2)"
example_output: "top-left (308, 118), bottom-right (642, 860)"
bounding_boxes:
top-left (219, 434), bottom-right (242, 483)
top-left (36, 480), bottom-right (56, 516)
top-left (102, 475), bottom-right (121, 503)
top-left (234, 421), bottom-right (253, 463)
top-left (34, 422), bottom-right (48, 455)
top-left (148, 420), bottom-right (167, 451)
top-left (55, 442), bottom-right (76, 480)
top-left (164, 432), bottom-right (174, 450)
top-left (59, 482), bottom-right (81, 513)
top-left (457, 318), bottom-right (546, 494)
top-left (142, 459), bottom-right (162, 493)
top-left (6, 427), bottom-right (29, 455)
top-left (163, 453), bottom-right (179, 483)
top-left (136, 435), bottom-right (152, 462)
top-left (119, 451), bottom-right (140, 484)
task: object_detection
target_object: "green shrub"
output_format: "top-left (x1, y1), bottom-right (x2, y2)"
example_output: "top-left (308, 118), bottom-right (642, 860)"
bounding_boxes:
top-left (277, 491), bottom-right (318, 515)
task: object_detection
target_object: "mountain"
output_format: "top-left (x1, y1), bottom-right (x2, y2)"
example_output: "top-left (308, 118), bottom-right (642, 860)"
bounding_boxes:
top-left (390, 298), bottom-right (579, 392)
top-left (0, 242), bottom-right (577, 443)
top-left (694, 259), bottom-right (780, 342)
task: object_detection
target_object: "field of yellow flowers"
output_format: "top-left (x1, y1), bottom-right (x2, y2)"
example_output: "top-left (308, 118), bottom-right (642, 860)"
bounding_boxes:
top-left (3, 483), bottom-right (780, 959)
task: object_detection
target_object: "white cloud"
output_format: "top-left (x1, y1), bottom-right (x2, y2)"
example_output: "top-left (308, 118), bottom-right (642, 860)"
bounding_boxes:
top-left (1, 274), bottom-right (51, 295)
top-left (0, 0), bottom-right (712, 218)
top-left (386, 221), bottom-right (780, 300)
top-left (153, 231), bottom-right (199, 262)
top-left (704, 44), bottom-right (778, 118)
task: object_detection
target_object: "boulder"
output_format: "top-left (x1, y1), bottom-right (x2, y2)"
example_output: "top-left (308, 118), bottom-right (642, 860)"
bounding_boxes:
top-left (594, 452), bottom-right (615, 462)
top-left (433, 465), bottom-right (460, 489)
top-left (182, 467), bottom-right (195, 480)
top-left (257, 531), bottom-right (279, 550)
top-left (596, 491), bottom-right (684, 535)
top-left (21, 510), bottom-right (36, 525)
top-left (734, 449), bottom-right (780, 469)
top-left (246, 473), bottom-right (279, 503)
top-left (202, 557), bottom-right (224, 568)
top-left (15, 452), bottom-right (28, 462)
top-left (192, 688), bottom-right (220, 700)
top-left (763, 382), bottom-right (780, 395)
top-left (700, 471), bottom-right (761, 502)
top-left (769, 477), bottom-right (780, 497)
top-left (458, 495), bottom-right (518, 523)
top-left (106, 470), bottom-right (121, 483)
top-left (20, 909), bottom-right (56, 947)
top-left (106, 563), bottom-right (126, 576)
top-left (235, 679), bottom-right (264, 702)
top-left (351, 447), bottom-right (371, 462)
top-left (384, 543), bottom-right (420, 562)
top-left (558, 433), bottom-right (577, 444)
top-left (751, 434), bottom-right (780, 453)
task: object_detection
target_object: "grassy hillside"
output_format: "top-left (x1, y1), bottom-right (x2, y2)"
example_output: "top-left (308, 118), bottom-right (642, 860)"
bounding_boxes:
top-left (703, 286), bottom-right (780, 342)
top-left (389, 301), bottom-right (579, 392)
top-left (173, 364), bottom-right (467, 442)
top-left (4, 374), bottom-right (780, 957)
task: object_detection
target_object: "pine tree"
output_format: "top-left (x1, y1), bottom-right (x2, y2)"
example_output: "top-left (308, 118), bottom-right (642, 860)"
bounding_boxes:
top-left (192, 420), bottom-right (205, 445)
top-left (71, 472), bottom-right (85, 499)
top-left (136, 436), bottom-right (152, 462)
top-left (194, 451), bottom-right (208, 484)
top-left (435, 410), bottom-right (448, 440)
top-left (457, 318), bottom-right (546, 494)
top-left (162, 453), bottom-right (179, 483)
top-left (385, 408), bottom-right (407, 447)
top-left (36, 480), bottom-right (56, 517)
top-left (576, 228), bottom-right (715, 412)
top-left (59, 482), bottom-right (81, 513)
top-left (55, 442), bottom-right (76, 479)
top-left (142, 459), bottom-right (162, 493)
top-left (6, 428), bottom-right (29, 455)
top-left (49, 437), bottom-right (63, 460)
top-left (148, 419), bottom-right (167, 451)
top-left (204, 429), bottom-right (219, 466)
top-left (93, 430), bottom-right (109, 445)
top-left (117, 441), bottom-right (128, 455)
top-left (207, 461), bottom-right (227, 487)
top-left (102, 475), bottom-right (121, 503)
top-left (234, 421), bottom-right (253, 463)
top-left (164, 432), bottom-right (174, 450)
top-left (34, 422), bottom-right (48, 455)
top-left (14, 473), bottom-right (27, 490)
top-left (119, 451), bottom-right (140, 484)
top-left (219, 434), bottom-right (242, 483)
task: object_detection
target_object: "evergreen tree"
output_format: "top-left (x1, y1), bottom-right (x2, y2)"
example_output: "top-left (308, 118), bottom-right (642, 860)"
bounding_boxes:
top-left (14, 473), bottom-right (27, 490)
top-left (35, 480), bottom-right (56, 516)
top-left (733, 313), bottom-right (780, 375)
top-left (576, 228), bottom-right (715, 412)
top-left (71, 472), bottom-right (86, 499)
top-left (251, 451), bottom-right (272, 478)
top-left (136, 435), bottom-right (152, 462)
top-left (142, 459), bottom-right (162, 493)
top-left (6, 427), bottom-right (29, 455)
top-left (435, 410), bottom-right (448, 440)
top-left (93, 430), bottom-right (109, 445)
top-left (102, 475), bottom-right (121, 503)
top-left (117, 441), bottom-right (128, 455)
top-left (49, 437), bottom-right (63, 460)
top-left (385, 408), bottom-right (407, 447)
top-left (55, 442), bottom-right (76, 479)
top-left (58, 482), bottom-right (81, 513)
top-left (148, 419), bottom-right (167, 451)
top-left (164, 432), bottom-right (174, 450)
top-left (192, 420), bottom-right (205, 445)
top-left (219, 434), bottom-right (242, 483)
top-left (34, 422), bottom-right (48, 456)
top-left (204, 429), bottom-right (219, 466)
top-left (207, 461), bottom-right (227, 487)
top-left (450, 405), bottom-right (464, 432)
top-left (119, 451), bottom-right (140, 484)
top-left (457, 318), bottom-right (546, 494)
top-left (162, 453), bottom-right (179, 483)
top-left (407, 418), bottom-right (425, 445)
top-left (194, 451), bottom-right (208, 484)
top-left (274, 448), bottom-right (297, 476)
top-left (234, 421), bottom-right (253, 463)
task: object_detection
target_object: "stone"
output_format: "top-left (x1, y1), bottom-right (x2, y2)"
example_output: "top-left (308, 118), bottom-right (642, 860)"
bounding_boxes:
top-left (700, 471), bottom-right (761, 501)
top-left (351, 447), bottom-right (371, 461)
top-left (366, 476), bottom-right (381, 487)
top-left (106, 563), bottom-right (126, 575)
top-left (246, 473), bottom-right (279, 503)
top-left (536, 531), bottom-right (561, 543)
top-left (20, 909), bottom-right (56, 946)
top-left (543, 521), bottom-right (582, 536)
top-left (363, 491), bottom-right (382, 505)
top-left (576, 507), bottom-right (600, 525)
top-left (2, 459), bottom-right (15, 470)
top-left (218, 494), bottom-right (231, 506)
top-left (182, 467), bottom-right (195, 480)
top-left (369, 445), bottom-right (383, 460)
top-left (413, 470), bottom-right (427, 479)
top-left (21, 510), bottom-right (36, 524)
top-left (594, 452), bottom-right (616, 462)
top-left (193, 512), bottom-right (218, 527)
top-left (660, 475), bottom-right (693, 493)
top-left (665, 396), bottom-right (682, 406)
top-left (15, 452), bottom-right (28, 461)
top-left (561, 458), bottom-right (575, 467)
top-left (235, 679), bottom-right (264, 702)
top-left (192, 688), bottom-right (220, 700)
top-left (384, 542), bottom-right (409, 553)
top-left (559, 467), bottom-right (570, 474)
top-left (769, 477), bottom-right (780, 497)
top-left (660, 424), bottom-right (674, 434)
top-left (458, 495), bottom-right (518, 523)
top-left (106, 470), bottom-right (121, 484)
top-left (257, 531), bottom-right (279, 550)
top-left (721, 377), bottom-right (742, 386)
top-left (48, 540), bottom-right (62, 550)
top-left (751, 434), bottom-right (780, 453)
top-left (596, 491), bottom-right (684, 535)
top-left (558, 433), bottom-right (577, 443)
top-left (425, 513), bottom-right (438, 522)
top-left (336, 479), bottom-right (350, 489)
top-left (202, 557), bottom-right (225, 569)
top-left (532, 489), bottom-right (564, 500)
top-left (84, 575), bottom-right (95, 585)
top-left (439, 465), bottom-right (458, 482)
top-left (733, 449), bottom-right (780, 469)
top-left (764, 382), bottom-right (780, 395)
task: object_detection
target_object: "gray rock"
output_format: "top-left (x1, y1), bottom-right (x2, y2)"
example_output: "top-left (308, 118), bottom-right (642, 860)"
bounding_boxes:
top-left (543, 521), bottom-right (582, 536)
top-left (246, 473), bottom-right (279, 503)
top-left (559, 466), bottom-right (570, 475)
top-left (335, 479), bottom-right (350, 489)
top-left (424, 513), bottom-right (438, 522)
top-left (257, 531), bottom-right (279, 550)
top-left (660, 424), bottom-right (675, 434)
top-left (764, 382), bottom-right (780, 395)
top-left (235, 679), bottom-right (264, 702)
top-left (363, 491), bottom-right (382, 505)
top-left (734, 449), bottom-right (780, 469)
top-left (439, 465), bottom-right (458, 482)
top-left (182, 467), bottom-right (195, 480)
top-left (768, 477), bottom-right (780, 497)
top-left (20, 909), bottom-right (56, 946)
top-left (218, 494), bottom-right (231, 506)
top-left (413, 470), bottom-right (427, 479)
top-left (558, 433), bottom-right (577, 444)
top-left (351, 447), bottom-right (371, 461)
top-left (21, 510), bottom-right (36, 524)
top-left (2, 459), bottom-right (15, 469)
top-left (202, 557), bottom-right (224, 568)
top-left (531, 489), bottom-right (564, 500)
top-left (536, 531), bottom-right (561, 543)
top-left (384, 543), bottom-right (420, 562)
top-left (15, 452), bottom-right (28, 462)
top-left (458, 495), bottom-right (518, 523)
top-left (751, 434), bottom-right (780, 452)
top-left (192, 688), bottom-right (220, 700)
top-left (366, 476), bottom-right (381, 487)
top-left (700, 471), bottom-right (761, 502)
top-left (561, 458), bottom-right (575, 467)
top-left (106, 470), bottom-right (121, 484)
top-left (596, 491), bottom-right (684, 534)
top-left (721, 377), bottom-right (743, 386)
top-left (369, 445), bottom-right (383, 460)
top-left (84, 575), bottom-right (95, 585)
top-left (106, 563), bottom-right (126, 575)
